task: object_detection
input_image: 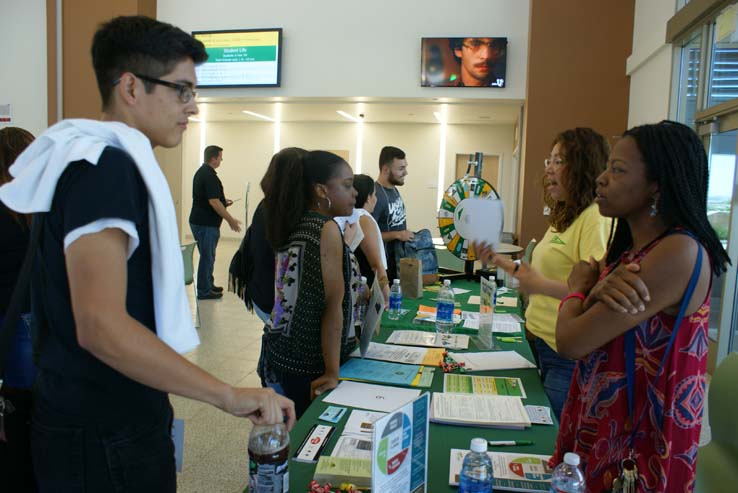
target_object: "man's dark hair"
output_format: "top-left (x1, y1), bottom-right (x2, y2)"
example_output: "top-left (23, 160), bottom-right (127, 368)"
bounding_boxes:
top-left (204, 145), bottom-right (223, 164)
top-left (91, 16), bottom-right (208, 110)
top-left (606, 120), bottom-right (730, 276)
top-left (378, 146), bottom-right (406, 171)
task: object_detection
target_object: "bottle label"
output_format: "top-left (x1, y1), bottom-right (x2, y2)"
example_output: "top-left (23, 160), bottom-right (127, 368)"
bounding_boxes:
top-left (437, 301), bottom-right (454, 322)
top-left (390, 294), bottom-right (402, 311)
top-left (249, 458), bottom-right (289, 493)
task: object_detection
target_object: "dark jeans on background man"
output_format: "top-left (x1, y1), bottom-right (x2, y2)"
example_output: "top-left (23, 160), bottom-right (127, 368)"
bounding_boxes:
top-left (190, 223), bottom-right (220, 297)
top-left (31, 397), bottom-right (175, 492)
top-left (534, 337), bottom-right (576, 421)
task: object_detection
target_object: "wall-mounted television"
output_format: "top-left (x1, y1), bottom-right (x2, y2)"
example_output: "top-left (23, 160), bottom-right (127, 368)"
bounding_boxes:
top-left (421, 37), bottom-right (507, 88)
top-left (192, 28), bottom-right (282, 88)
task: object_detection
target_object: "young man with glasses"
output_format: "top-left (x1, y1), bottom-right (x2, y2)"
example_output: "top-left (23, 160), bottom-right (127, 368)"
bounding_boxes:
top-left (189, 145), bottom-right (242, 300)
top-left (450, 37), bottom-right (507, 87)
top-left (0, 16), bottom-right (294, 491)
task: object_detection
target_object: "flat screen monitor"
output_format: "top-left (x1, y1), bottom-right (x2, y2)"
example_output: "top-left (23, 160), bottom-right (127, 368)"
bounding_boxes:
top-left (192, 28), bottom-right (282, 87)
top-left (421, 37), bottom-right (507, 88)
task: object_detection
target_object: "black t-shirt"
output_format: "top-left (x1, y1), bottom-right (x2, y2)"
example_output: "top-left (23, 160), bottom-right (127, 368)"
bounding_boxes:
top-left (31, 146), bottom-right (168, 424)
top-left (0, 206), bottom-right (30, 314)
top-left (189, 164), bottom-right (225, 227)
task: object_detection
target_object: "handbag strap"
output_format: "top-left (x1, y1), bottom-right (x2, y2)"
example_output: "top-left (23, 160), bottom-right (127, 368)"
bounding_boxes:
top-left (625, 235), bottom-right (703, 449)
top-left (0, 213), bottom-right (44, 383)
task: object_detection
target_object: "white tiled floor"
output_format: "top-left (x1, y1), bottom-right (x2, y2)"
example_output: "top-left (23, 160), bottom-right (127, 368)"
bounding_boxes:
top-left (175, 238), bottom-right (264, 492)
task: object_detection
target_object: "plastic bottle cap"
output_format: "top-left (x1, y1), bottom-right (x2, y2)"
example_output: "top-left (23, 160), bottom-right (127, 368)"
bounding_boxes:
top-left (443, 279), bottom-right (451, 286)
top-left (563, 452), bottom-right (580, 466)
top-left (393, 279), bottom-right (400, 284)
top-left (470, 438), bottom-right (487, 453)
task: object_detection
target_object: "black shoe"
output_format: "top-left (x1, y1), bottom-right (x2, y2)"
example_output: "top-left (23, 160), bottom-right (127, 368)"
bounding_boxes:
top-left (197, 291), bottom-right (223, 300)
top-left (211, 285), bottom-right (224, 293)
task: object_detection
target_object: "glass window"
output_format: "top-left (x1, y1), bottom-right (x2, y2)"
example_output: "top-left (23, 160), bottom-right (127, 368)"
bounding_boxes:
top-left (677, 0), bottom-right (690, 10)
top-left (675, 31), bottom-right (703, 126)
top-left (706, 130), bottom-right (737, 342)
top-left (707, 3), bottom-right (738, 108)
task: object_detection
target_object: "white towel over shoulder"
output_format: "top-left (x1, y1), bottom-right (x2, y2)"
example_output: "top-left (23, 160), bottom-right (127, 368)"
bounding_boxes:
top-left (0, 119), bottom-right (199, 353)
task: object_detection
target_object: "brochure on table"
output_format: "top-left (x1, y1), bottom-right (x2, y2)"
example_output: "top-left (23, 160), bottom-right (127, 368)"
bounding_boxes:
top-left (447, 350), bottom-right (536, 371)
top-left (338, 358), bottom-right (435, 388)
top-left (323, 381), bottom-right (421, 413)
top-left (351, 342), bottom-right (445, 366)
top-left (430, 393), bottom-right (531, 429)
top-left (443, 373), bottom-right (527, 398)
top-left (478, 276), bottom-right (497, 349)
top-left (360, 279), bottom-right (386, 357)
top-left (449, 450), bottom-right (553, 492)
top-left (372, 392), bottom-right (430, 493)
top-left (387, 330), bottom-right (470, 349)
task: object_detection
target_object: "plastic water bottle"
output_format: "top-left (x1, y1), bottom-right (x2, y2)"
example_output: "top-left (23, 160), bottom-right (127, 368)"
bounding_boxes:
top-left (436, 279), bottom-right (455, 337)
top-left (248, 423), bottom-right (290, 493)
top-left (459, 438), bottom-right (493, 493)
top-left (388, 279), bottom-right (402, 320)
top-left (549, 452), bottom-right (585, 493)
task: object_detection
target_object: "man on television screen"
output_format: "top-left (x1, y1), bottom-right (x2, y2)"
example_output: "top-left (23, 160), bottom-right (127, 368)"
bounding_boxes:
top-left (450, 37), bottom-right (506, 87)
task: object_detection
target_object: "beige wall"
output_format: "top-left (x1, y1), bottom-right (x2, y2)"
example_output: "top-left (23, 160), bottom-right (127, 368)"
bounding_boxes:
top-left (627, 0), bottom-right (677, 127)
top-left (0, 0), bottom-right (47, 135)
top-left (180, 120), bottom-right (515, 241)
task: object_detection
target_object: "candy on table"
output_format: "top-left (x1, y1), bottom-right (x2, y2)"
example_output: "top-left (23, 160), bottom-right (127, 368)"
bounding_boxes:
top-left (440, 350), bottom-right (466, 373)
top-left (308, 480), bottom-right (364, 493)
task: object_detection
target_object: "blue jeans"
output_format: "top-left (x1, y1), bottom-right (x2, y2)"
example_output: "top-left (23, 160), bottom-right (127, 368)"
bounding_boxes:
top-left (190, 223), bottom-right (220, 297)
top-left (535, 338), bottom-right (576, 421)
top-left (32, 400), bottom-right (175, 492)
top-left (0, 312), bottom-right (38, 389)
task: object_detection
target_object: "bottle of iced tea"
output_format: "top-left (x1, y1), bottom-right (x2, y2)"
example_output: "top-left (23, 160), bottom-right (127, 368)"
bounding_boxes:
top-left (248, 422), bottom-right (289, 493)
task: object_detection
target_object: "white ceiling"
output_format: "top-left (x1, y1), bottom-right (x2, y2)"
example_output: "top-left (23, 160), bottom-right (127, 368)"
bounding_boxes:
top-left (192, 97), bottom-right (523, 125)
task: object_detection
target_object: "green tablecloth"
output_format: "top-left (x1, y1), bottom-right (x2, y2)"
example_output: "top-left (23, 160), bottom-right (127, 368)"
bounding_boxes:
top-left (286, 280), bottom-right (558, 491)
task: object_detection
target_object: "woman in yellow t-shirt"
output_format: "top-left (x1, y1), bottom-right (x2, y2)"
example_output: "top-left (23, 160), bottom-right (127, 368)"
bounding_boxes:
top-left (477, 127), bottom-right (612, 420)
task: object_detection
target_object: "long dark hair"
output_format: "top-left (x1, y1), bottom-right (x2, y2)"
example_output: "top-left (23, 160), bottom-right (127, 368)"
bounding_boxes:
top-left (0, 126), bottom-right (35, 226)
top-left (264, 150), bottom-right (347, 249)
top-left (545, 128), bottom-right (609, 232)
top-left (353, 174), bottom-right (375, 209)
top-left (606, 120), bottom-right (730, 276)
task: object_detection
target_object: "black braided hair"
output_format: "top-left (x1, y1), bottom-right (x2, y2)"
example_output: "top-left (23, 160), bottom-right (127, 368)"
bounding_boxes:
top-left (606, 120), bottom-right (730, 276)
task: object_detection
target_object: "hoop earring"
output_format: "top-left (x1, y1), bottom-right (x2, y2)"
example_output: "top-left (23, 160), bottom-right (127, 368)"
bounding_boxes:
top-left (650, 196), bottom-right (658, 217)
top-left (326, 197), bottom-right (332, 210)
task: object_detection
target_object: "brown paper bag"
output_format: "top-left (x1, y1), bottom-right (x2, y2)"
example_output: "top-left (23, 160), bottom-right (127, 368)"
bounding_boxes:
top-left (399, 257), bottom-right (423, 299)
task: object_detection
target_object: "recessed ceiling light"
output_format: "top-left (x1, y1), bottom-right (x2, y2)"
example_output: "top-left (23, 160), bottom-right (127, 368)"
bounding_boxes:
top-left (336, 110), bottom-right (361, 122)
top-left (242, 110), bottom-right (275, 122)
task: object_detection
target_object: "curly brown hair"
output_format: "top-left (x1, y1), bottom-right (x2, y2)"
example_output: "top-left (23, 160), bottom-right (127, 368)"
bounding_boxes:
top-left (544, 127), bottom-right (609, 232)
top-left (0, 126), bottom-right (35, 226)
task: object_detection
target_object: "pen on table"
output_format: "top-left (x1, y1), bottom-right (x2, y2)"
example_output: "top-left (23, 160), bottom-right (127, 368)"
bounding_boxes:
top-left (498, 336), bottom-right (523, 343)
top-left (488, 440), bottom-right (533, 447)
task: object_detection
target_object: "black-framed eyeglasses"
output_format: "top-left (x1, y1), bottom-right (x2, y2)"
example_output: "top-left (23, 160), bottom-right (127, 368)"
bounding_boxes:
top-left (112, 74), bottom-right (197, 103)
top-left (462, 40), bottom-right (502, 55)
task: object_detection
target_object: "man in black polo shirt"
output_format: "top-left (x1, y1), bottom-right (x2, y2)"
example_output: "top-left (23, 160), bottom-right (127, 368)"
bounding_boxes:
top-left (0, 16), bottom-right (294, 491)
top-left (189, 145), bottom-right (241, 300)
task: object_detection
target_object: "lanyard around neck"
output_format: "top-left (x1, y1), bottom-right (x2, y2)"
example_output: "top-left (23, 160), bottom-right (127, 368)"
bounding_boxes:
top-left (624, 239), bottom-right (702, 448)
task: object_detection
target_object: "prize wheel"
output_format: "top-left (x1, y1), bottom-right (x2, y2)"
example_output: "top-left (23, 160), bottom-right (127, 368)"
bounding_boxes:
top-left (437, 176), bottom-right (502, 261)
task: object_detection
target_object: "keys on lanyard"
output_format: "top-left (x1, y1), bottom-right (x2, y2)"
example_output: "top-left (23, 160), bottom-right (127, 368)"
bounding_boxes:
top-left (611, 452), bottom-right (638, 493)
